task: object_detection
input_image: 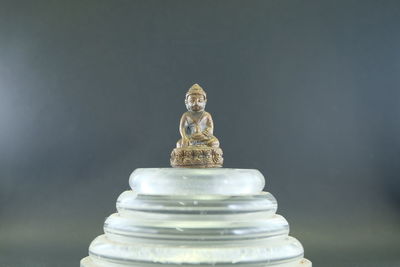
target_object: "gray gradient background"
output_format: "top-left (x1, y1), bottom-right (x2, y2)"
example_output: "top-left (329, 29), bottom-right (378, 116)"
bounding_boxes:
top-left (0, 0), bottom-right (399, 266)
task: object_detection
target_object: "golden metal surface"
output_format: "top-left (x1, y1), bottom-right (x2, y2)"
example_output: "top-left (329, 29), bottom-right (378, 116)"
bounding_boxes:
top-left (171, 84), bottom-right (223, 168)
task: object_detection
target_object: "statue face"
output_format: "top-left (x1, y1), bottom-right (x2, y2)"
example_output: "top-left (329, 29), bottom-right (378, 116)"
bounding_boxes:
top-left (185, 94), bottom-right (206, 112)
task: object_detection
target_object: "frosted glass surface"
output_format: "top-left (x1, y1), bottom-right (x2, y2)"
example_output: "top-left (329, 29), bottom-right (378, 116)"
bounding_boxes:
top-left (129, 168), bottom-right (265, 195)
top-left (81, 168), bottom-right (311, 266)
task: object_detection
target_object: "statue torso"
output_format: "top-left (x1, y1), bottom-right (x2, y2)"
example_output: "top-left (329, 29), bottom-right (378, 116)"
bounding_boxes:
top-left (184, 111), bottom-right (209, 135)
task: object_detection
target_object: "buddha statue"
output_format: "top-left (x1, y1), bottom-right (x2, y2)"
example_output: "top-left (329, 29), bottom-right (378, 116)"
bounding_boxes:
top-left (171, 84), bottom-right (223, 168)
top-left (177, 84), bottom-right (220, 148)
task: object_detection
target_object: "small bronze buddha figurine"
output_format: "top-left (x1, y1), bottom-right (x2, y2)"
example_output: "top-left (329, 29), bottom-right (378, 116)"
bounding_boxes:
top-left (171, 84), bottom-right (223, 168)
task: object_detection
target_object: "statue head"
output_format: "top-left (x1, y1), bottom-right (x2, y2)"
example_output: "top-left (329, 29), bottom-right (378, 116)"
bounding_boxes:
top-left (185, 84), bottom-right (207, 112)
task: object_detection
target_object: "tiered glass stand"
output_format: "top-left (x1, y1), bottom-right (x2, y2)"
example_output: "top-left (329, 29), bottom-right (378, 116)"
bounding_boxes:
top-left (81, 168), bottom-right (311, 267)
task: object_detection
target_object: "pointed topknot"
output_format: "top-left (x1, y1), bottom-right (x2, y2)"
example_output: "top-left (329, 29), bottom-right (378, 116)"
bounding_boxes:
top-left (186, 83), bottom-right (207, 99)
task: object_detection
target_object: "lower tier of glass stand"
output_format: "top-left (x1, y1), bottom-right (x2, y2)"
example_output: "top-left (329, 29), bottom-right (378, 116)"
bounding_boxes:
top-left (83, 234), bottom-right (304, 266)
top-left (81, 192), bottom-right (310, 266)
top-left (80, 256), bottom-right (311, 267)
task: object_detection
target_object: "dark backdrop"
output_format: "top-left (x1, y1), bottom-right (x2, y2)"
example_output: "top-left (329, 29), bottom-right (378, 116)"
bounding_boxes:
top-left (0, 1), bottom-right (399, 266)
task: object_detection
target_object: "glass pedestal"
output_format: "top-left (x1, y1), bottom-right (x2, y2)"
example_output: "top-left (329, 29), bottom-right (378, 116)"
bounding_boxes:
top-left (81, 168), bottom-right (311, 266)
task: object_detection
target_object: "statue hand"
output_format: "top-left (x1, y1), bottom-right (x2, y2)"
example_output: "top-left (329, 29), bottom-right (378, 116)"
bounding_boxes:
top-left (191, 132), bottom-right (205, 140)
top-left (182, 136), bottom-right (191, 145)
top-left (202, 130), bottom-right (212, 138)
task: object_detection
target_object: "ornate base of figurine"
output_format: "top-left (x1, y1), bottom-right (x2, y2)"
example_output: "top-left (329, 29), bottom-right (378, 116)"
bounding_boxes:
top-left (170, 146), bottom-right (223, 168)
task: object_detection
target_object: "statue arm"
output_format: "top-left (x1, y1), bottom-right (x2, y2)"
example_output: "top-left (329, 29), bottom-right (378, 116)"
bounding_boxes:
top-left (179, 113), bottom-right (188, 139)
top-left (203, 113), bottom-right (214, 137)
